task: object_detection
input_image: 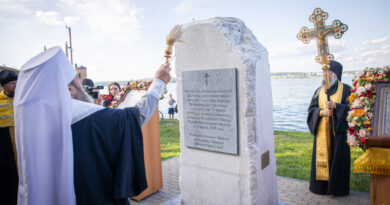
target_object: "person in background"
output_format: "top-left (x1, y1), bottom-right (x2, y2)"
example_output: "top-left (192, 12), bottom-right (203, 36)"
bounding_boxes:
top-left (103, 82), bottom-right (121, 107)
top-left (307, 60), bottom-right (351, 196)
top-left (82, 78), bottom-right (103, 105)
top-left (0, 69), bottom-right (18, 205)
top-left (168, 93), bottom-right (176, 119)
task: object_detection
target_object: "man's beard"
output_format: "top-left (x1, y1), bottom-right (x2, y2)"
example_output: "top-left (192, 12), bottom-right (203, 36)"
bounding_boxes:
top-left (78, 89), bottom-right (94, 103)
top-left (321, 74), bottom-right (338, 89)
top-left (314, 74), bottom-right (339, 98)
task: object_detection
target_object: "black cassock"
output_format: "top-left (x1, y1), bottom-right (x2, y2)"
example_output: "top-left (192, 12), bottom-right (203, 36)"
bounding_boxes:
top-left (0, 127), bottom-right (18, 205)
top-left (307, 82), bottom-right (351, 196)
top-left (72, 107), bottom-right (147, 205)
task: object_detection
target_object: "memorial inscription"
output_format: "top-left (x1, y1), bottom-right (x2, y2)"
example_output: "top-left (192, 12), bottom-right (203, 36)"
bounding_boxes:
top-left (183, 68), bottom-right (238, 155)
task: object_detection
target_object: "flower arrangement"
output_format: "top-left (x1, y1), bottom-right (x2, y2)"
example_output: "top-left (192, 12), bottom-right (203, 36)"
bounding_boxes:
top-left (347, 66), bottom-right (390, 149)
top-left (108, 80), bottom-right (167, 108)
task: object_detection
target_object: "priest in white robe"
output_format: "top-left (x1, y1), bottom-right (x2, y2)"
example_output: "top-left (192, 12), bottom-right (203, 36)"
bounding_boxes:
top-left (15, 46), bottom-right (170, 205)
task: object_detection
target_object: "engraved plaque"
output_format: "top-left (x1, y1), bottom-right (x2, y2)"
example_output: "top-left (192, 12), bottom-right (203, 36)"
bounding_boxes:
top-left (261, 150), bottom-right (270, 170)
top-left (182, 68), bottom-right (238, 155)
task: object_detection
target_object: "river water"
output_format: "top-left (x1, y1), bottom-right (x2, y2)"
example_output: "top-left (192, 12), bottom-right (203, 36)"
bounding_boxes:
top-left (159, 76), bottom-right (353, 132)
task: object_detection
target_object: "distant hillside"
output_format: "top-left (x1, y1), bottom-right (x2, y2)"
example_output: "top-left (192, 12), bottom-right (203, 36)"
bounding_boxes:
top-left (271, 71), bottom-right (359, 79)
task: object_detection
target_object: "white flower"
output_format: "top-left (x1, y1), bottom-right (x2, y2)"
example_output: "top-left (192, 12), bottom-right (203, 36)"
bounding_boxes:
top-left (359, 129), bottom-right (367, 138)
top-left (348, 134), bottom-right (358, 146)
top-left (367, 112), bottom-right (373, 119)
top-left (352, 99), bottom-right (361, 108)
top-left (348, 122), bottom-right (355, 128)
top-left (356, 86), bottom-right (366, 94)
top-left (378, 70), bottom-right (384, 75)
top-left (365, 83), bottom-right (372, 90)
top-left (364, 98), bottom-right (370, 106)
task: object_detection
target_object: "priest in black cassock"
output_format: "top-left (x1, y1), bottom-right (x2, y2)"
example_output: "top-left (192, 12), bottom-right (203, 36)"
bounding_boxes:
top-left (68, 65), bottom-right (169, 205)
top-left (307, 61), bottom-right (351, 196)
top-left (15, 46), bottom-right (170, 205)
top-left (0, 69), bottom-right (18, 205)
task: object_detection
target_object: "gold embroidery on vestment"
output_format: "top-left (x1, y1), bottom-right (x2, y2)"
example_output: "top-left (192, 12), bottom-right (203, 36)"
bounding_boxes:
top-left (316, 82), bottom-right (343, 181)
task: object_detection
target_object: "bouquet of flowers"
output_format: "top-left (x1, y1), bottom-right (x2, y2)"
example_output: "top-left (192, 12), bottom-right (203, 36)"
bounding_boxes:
top-left (108, 80), bottom-right (167, 108)
top-left (347, 66), bottom-right (390, 149)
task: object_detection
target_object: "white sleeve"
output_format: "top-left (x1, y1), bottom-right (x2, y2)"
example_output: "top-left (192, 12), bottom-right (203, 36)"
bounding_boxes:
top-left (135, 79), bottom-right (166, 127)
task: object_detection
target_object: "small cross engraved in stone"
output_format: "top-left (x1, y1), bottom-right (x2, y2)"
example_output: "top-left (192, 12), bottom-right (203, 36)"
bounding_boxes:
top-left (204, 72), bottom-right (209, 86)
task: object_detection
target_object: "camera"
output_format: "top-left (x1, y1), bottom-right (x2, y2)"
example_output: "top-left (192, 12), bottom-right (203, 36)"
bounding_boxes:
top-left (82, 78), bottom-right (103, 100)
top-left (84, 86), bottom-right (104, 99)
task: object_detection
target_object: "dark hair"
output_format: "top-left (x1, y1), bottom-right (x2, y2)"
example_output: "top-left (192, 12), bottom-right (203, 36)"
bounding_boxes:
top-left (82, 78), bottom-right (94, 87)
top-left (108, 82), bottom-right (121, 96)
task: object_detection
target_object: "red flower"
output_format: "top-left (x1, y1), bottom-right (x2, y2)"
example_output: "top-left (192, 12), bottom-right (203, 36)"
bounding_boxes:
top-left (352, 88), bottom-right (356, 93)
top-left (353, 81), bottom-right (358, 87)
top-left (366, 90), bottom-right (374, 98)
top-left (102, 94), bottom-right (112, 100)
top-left (348, 127), bottom-right (355, 134)
top-left (361, 137), bottom-right (367, 145)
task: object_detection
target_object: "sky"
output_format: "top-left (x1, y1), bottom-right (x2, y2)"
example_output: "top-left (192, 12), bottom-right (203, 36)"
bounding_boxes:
top-left (1, 0), bottom-right (390, 81)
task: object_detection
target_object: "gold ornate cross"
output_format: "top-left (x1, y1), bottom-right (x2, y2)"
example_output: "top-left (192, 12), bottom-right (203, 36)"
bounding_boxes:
top-left (297, 7), bottom-right (348, 88)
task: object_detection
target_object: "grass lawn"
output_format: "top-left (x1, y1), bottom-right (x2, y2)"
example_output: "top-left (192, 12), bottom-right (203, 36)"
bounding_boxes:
top-left (274, 130), bottom-right (370, 193)
top-left (159, 120), bottom-right (370, 192)
top-left (159, 119), bottom-right (180, 160)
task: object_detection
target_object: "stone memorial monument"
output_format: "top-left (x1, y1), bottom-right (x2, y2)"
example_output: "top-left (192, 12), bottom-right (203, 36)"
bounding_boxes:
top-left (176, 17), bottom-right (278, 204)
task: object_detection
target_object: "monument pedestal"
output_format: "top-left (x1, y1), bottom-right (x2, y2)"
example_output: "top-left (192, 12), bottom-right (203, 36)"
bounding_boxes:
top-left (176, 17), bottom-right (278, 205)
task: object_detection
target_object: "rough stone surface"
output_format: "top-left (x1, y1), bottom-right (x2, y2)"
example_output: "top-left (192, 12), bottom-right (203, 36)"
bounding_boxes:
top-left (175, 17), bottom-right (277, 205)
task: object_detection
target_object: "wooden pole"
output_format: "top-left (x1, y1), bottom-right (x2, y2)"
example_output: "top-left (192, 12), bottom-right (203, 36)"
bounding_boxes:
top-left (65, 42), bottom-right (69, 58)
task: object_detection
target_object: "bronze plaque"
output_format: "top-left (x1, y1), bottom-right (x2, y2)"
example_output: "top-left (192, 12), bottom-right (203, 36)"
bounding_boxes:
top-left (261, 150), bottom-right (270, 170)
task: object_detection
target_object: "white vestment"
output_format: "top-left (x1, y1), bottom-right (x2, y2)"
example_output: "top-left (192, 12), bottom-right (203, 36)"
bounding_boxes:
top-left (14, 46), bottom-right (76, 205)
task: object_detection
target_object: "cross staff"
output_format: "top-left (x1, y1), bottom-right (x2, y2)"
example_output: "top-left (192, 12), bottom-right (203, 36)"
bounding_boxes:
top-left (298, 8), bottom-right (348, 138)
top-left (297, 8), bottom-right (348, 91)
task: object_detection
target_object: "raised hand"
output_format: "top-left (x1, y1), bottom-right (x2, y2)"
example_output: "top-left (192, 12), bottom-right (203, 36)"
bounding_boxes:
top-left (155, 63), bottom-right (171, 84)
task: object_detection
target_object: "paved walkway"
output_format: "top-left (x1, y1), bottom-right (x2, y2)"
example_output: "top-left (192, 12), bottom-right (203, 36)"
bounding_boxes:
top-left (131, 157), bottom-right (369, 205)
